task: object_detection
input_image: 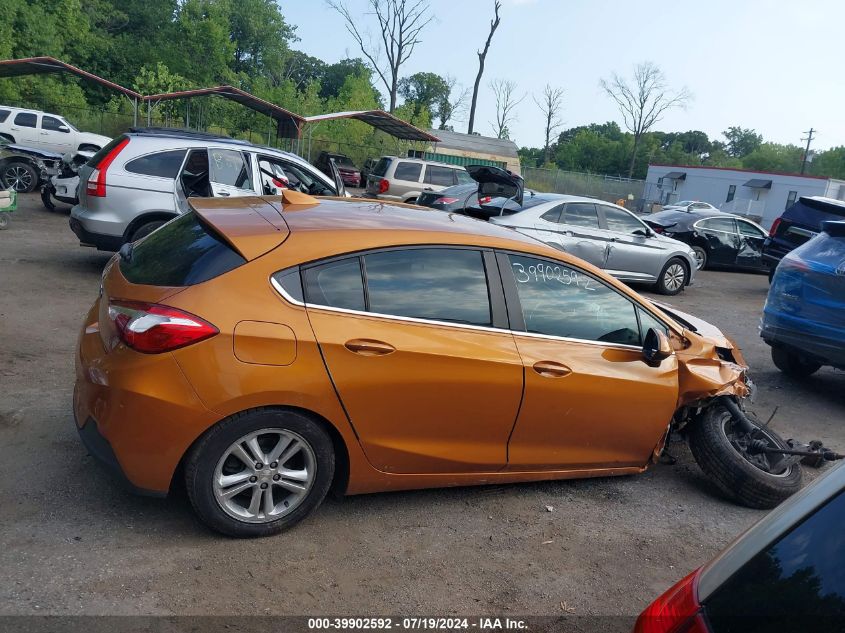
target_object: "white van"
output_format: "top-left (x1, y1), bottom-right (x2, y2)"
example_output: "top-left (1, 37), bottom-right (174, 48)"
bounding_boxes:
top-left (0, 106), bottom-right (111, 154)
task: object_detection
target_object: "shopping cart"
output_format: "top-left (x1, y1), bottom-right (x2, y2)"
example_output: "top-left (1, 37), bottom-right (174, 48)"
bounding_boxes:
top-left (0, 188), bottom-right (17, 229)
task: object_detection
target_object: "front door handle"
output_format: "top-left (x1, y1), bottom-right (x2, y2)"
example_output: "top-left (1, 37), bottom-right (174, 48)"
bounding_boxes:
top-left (532, 360), bottom-right (571, 377)
top-left (344, 339), bottom-right (396, 356)
top-left (216, 190), bottom-right (230, 197)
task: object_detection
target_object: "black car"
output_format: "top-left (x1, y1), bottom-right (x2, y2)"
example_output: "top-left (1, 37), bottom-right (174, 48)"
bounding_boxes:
top-left (644, 209), bottom-right (769, 272)
top-left (634, 461), bottom-right (845, 633)
top-left (763, 196), bottom-right (845, 276)
top-left (417, 183), bottom-right (479, 211)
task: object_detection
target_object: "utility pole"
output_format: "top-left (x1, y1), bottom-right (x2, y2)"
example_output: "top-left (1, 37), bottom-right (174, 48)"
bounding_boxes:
top-left (800, 128), bottom-right (816, 174)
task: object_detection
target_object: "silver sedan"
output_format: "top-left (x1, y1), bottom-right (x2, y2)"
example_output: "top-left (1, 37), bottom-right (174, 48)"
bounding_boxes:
top-left (489, 194), bottom-right (698, 295)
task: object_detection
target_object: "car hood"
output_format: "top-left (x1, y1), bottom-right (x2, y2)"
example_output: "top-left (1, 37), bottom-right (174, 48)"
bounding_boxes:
top-left (78, 132), bottom-right (112, 146)
top-left (651, 300), bottom-right (733, 349)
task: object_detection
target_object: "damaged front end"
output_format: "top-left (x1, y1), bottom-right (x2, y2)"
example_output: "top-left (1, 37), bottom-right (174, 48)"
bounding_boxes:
top-left (654, 302), bottom-right (843, 508)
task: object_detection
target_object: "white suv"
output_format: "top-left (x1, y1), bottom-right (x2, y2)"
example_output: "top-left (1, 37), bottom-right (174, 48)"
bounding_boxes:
top-left (0, 106), bottom-right (111, 154)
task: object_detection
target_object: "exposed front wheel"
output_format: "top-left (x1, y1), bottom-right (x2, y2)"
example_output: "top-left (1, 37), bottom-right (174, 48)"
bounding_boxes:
top-left (2, 161), bottom-right (38, 193)
top-left (771, 346), bottom-right (821, 378)
top-left (41, 186), bottom-right (56, 211)
top-left (689, 404), bottom-right (802, 509)
top-left (691, 246), bottom-right (707, 270)
top-left (655, 258), bottom-right (689, 295)
top-left (185, 409), bottom-right (335, 537)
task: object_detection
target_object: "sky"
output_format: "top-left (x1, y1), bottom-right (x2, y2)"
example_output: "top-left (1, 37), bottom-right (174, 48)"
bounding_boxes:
top-left (282, 0), bottom-right (845, 151)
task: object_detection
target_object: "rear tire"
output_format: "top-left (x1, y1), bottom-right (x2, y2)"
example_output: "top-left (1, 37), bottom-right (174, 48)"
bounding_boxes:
top-left (655, 257), bottom-right (689, 295)
top-left (185, 408), bottom-right (335, 537)
top-left (689, 404), bottom-right (802, 509)
top-left (771, 346), bottom-right (821, 378)
top-left (2, 161), bottom-right (38, 193)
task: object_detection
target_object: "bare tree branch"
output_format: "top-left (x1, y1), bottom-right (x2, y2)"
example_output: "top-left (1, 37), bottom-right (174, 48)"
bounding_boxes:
top-left (327, 0), bottom-right (434, 112)
top-left (600, 61), bottom-right (691, 177)
top-left (467, 0), bottom-right (501, 134)
top-left (533, 84), bottom-right (565, 165)
top-left (489, 79), bottom-right (525, 140)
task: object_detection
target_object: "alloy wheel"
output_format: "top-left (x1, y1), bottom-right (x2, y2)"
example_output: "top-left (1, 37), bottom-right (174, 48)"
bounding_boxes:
top-left (663, 263), bottom-right (686, 292)
top-left (213, 428), bottom-right (316, 523)
top-left (719, 415), bottom-right (792, 478)
top-left (693, 250), bottom-right (706, 270)
top-left (3, 165), bottom-right (33, 192)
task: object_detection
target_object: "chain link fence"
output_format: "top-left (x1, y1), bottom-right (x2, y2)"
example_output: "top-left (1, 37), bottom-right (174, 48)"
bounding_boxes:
top-left (522, 166), bottom-right (648, 211)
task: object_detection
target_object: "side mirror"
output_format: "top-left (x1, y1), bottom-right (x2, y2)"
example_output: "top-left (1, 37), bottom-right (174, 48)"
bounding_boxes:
top-left (58, 125), bottom-right (70, 133)
top-left (643, 328), bottom-right (672, 363)
top-left (633, 228), bottom-right (649, 237)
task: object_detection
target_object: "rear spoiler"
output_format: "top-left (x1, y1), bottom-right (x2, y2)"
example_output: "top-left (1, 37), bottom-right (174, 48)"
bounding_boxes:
top-left (188, 191), bottom-right (318, 260)
top-left (822, 220), bottom-right (845, 237)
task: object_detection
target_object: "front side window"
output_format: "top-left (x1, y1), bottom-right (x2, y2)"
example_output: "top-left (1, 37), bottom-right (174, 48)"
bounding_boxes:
top-left (700, 217), bottom-right (737, 233)
top-left (209, 148), bottom-right (253, 190)
top-left (259, 156), bottom-right (334, 196)
top-left (13, 112), bottom-right (37, 128)
top-left (563, 202), bottom-right (600, 228)
top-left (507, 254), bottom-right (641, 346)
top-left (125, 150), bottom-right (187, 179)
top-left (424, 165), bottom-right (456, 187)
top-left (705, 491), bottom-right (845, 632)
top-left (41, 115), bottom-right (68, 132)
top-left (393, 161), bottom-right (422, 182)
top-left (364, 249), bottom-right (491, 326)
top-left (303, 258), bottom-right (365, 311)
top-left (602, 206), bottom-right (646, 234)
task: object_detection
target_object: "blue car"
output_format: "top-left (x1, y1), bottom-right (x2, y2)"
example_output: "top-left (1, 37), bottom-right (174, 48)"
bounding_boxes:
top-left (762, 220), bottom-right (845, 376)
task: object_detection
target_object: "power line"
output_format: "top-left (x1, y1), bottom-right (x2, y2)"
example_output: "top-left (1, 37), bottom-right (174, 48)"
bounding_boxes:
top-left (800, 128), bottom-right (816, 174)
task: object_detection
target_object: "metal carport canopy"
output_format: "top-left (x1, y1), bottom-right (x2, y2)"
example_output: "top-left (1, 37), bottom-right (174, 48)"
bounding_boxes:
top-left (0, 56), bottom-right (143, 99)
top-left (143, 86), bottom-right (306, 139)
top-left (303, 110), bottom-right (440, 142)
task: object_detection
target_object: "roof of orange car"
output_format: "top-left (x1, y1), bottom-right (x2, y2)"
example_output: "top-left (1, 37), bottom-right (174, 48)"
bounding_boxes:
top-left (189, 193), bottom-right (543, 261)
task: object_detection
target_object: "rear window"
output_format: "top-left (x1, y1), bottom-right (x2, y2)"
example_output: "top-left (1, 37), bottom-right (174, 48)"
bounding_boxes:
top-left (125, 150), bottom-right (187, 179)
top-left (0, 109), bottom-right (11, 123)
top-left (372, 158), bottom-right (390, 177)
top-left (704, 490), bottom-right (845, 632)
top-left (120, 212), bottom-right (246, 286)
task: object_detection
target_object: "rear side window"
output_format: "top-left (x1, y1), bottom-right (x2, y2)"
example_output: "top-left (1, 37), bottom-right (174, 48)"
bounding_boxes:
top-left (303, 258), bottom-right (365, 311)
top-left (119, 212), bottom-right (246, 286)
top-left (14, 112), bottom-right (37, 128)
top-left (456, 170), bottom-right (474, 185)
top-left (424, 165), bottom-right (456, 187)
top-left (364, 248), bottom-right (491, 326)
top-left (393, 162), bottom-right (422, 182)
top-left (700, 217), bottom-right (737, 233)
top-left (0, 109), bottom-right (10, 123)
top-left (704, 490), bottom-right (845, 632)
top-left (125, 150), bottom-right (187, 179)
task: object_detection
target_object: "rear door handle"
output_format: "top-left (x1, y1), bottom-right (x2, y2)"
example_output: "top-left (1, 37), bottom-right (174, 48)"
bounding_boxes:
top-left (216, 190), bottom-right (230, 197)
top-left (344, 339), bottom-right (396, 356)
top-left (532, 360), bottom-right (571, 377)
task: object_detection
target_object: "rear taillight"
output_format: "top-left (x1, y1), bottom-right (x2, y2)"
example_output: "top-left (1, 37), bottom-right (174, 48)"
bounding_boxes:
top-left (107, 299), bottom-right (218, 354)
top-left (86, 138), bottom-right (130, 197)
top-left (478, 196), bottom-right (493, 205)
top-left (435, 197), bottom-right (459, 205)
top-left (769, 217), bottom-right (782, 237)
top-left (378, 178), bottom-right (389, 194)
top-left (633, 569), bottom-right (707, 633)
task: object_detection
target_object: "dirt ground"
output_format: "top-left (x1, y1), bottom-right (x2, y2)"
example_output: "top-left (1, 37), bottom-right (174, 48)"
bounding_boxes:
top-left (1, 193), bottom-right (843, 618)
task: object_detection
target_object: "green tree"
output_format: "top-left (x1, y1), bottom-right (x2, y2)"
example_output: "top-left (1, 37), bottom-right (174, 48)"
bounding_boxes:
top-left (398, 72), bottom-right (450, 120)
top-left (723, 126), bottom-right (763, 157)
top-left (741, 142), bottom-right (803, 173)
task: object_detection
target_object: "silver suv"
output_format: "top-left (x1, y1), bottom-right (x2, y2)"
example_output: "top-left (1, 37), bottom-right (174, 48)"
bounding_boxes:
top-left (70, 129), bottom-right (343, 250)
top-left (365, 155), bottom-right (474, 203)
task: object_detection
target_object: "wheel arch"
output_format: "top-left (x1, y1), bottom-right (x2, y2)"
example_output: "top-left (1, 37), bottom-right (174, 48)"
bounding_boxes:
top-left (122, 211), bottom-right (178, 243)
top-left (169, 404), bottom-right (351, 498)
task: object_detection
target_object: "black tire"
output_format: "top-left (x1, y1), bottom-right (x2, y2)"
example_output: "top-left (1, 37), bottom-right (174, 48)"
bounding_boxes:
top-left (129, 220), bottom-right (165, 242)
top-left (2, 161), bottom-right (38, 193)
top-left (689, 404), bottom-right (802, 509)
top-left (691, 246), bottom-right (707, 271)
top-left (41, 186), bottom-right (56, 211)
top-left (185, 408), bottom-right (335, 537)
top-left (404, 197), bottom-right (418, 204)
top-left (655, 257), bottom-right (689, 295)
top-left (771, 346), bottom-right (821, 378)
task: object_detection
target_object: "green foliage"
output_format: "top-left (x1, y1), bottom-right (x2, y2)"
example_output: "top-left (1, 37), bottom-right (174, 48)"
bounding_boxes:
top-left (723, 126), bottom-right (763, 157)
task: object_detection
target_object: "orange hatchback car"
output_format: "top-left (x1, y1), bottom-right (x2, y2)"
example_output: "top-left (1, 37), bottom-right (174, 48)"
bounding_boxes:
top-left (75, 192), bottom-right (805, 537)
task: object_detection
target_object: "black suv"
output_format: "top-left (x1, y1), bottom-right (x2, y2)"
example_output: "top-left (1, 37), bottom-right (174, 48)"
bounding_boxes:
top-left (763, 196), bottom-right (845, 276)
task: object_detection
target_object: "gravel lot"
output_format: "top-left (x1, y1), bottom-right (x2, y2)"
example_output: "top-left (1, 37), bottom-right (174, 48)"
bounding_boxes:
top-left (1, 193), bottom-right (843, 619)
